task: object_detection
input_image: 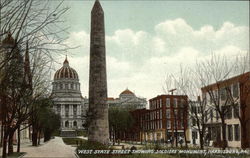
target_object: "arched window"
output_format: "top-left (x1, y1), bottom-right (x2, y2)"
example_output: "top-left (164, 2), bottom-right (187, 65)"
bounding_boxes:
top-left (73, 121), bottom-right (77, 127)
top-left (65, 121), bottom-right (69, 127)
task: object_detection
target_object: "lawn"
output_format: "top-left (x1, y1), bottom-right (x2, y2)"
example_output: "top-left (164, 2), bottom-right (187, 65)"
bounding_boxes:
top-left (62, 137), bottom-right (85, 146)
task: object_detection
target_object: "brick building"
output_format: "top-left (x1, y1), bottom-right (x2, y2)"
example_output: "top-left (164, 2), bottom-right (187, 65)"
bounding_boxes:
top-left (127, 95), bottom-right (190, 143)
top-left (201, 72), bottom-right (250, 148)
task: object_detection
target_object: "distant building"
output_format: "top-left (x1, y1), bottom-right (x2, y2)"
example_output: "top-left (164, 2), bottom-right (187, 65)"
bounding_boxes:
top-left (108, 88), bottom-right (147, 109)
top-left (51, 57), bottom-right (87, 136)
top-left (188, 99), bottom-right (202, 146)
top-left (201, 72), bottom-right (250, 148)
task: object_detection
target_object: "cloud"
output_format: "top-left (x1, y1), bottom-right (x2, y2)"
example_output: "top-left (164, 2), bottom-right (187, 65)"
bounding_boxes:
top-left (52, 18), bottom-right (249, 100)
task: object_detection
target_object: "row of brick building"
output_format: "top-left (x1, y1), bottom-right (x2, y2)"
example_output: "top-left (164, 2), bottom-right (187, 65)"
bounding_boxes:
top-left (124, 72), bottom-right (250, 148)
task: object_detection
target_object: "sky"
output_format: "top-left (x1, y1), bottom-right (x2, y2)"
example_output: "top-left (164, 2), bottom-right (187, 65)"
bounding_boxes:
top-left (51, 0), bottom-right (249, 101)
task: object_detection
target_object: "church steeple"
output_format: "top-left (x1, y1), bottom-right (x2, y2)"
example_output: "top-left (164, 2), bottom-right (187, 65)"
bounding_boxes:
top-left (24, 41), bottom-right (32, 89)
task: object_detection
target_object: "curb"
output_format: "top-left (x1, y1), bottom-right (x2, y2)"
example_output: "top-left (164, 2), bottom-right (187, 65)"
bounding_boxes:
top-left (18, 152), bottom-right (26, 158)
top-left (74, 152), bottom-right (80, 158)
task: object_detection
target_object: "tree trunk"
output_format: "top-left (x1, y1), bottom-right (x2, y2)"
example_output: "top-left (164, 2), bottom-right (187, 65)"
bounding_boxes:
top-left (2, 130), bottom-right (9, 158)
top-left (0, 124), bottom-right (4, 147)
top-left (8, 129), bottom-right (15, 155)
top-left (17, 125), bottom-right (21, 152)
top-left (241, 122), bottom-right (248, 149)
top-left (183, 128), bottom-right (188, 148)
top-left (32, 128), bottom-right (38, 146)
top-left (221, 119), bottom-right (227, 150)
top-left (38, 130), bottom-right (41, 145)
top-left (199, 132), bottom-right (204, 149)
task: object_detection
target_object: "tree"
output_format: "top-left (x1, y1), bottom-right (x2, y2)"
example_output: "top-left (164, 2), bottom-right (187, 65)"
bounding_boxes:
top-left (36, 98), bottom-right (61, 142)
top-left (164, 52), bottom-right (250, 149)
top-left (108, 107), bottom-right (134, 145)
top-left (164, 67), bottom-right (210, 149)
top-left (0, 1), bottom-right (70, 157)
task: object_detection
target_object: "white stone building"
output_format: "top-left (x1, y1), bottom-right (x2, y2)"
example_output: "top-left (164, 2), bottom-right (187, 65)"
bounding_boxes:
top-left (108, 89), bottom-right (147, 109)
top-left (51, 57), bottom-right (87, 133)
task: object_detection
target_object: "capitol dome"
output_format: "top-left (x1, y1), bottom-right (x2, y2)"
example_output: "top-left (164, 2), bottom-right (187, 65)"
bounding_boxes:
top-left (119, 88), bottom-right (135, 100)
top-left (54, 57), bottom-right (79, 80)
top-left (120, 89), bottom-right (134, 95)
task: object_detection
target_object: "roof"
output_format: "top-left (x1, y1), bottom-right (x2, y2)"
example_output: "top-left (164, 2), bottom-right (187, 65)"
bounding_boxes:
top-left (149, 94), bottom-right (188, 101)
top-left (201, 72), bottom-right (250, 92)
top-left (120, 89), bottom-right (134, 95)
top-left (107, 97), bottom-right (115, 101)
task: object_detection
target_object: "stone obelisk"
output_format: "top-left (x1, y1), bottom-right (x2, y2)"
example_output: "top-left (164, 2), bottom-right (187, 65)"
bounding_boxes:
top-left (88, 0), bottom-right (109, 144)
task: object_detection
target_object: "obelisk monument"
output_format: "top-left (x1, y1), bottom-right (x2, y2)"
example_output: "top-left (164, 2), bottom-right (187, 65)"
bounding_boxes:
top-left (88, 0), bottom-right (109, 144)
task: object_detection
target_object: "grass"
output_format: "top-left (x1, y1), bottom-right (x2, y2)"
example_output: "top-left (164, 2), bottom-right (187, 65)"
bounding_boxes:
top-left (76, 130), bottom-right (87, 137)
top-left (62, 137), bottom-right (85, 146)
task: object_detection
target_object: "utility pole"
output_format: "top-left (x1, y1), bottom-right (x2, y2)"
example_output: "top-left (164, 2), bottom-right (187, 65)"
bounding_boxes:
top-left (168, 88), bottom-right (177, 147)
top-left (169, 88), bottom-right (177, 95)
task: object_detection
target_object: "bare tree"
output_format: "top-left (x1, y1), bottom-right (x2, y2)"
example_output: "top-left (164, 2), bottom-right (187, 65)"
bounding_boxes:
top-left (0, 1), bottom-right (70, 157)
top-left (164, 65), bottom-right (211, 149)
top-left (166, 52), bottom-right (249, 150)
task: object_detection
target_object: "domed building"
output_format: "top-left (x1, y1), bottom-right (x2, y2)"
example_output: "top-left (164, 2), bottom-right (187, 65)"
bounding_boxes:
top-left (108, 88), bottom-right (147, 109)
top-left (51, 57), bottom-right (87, 135)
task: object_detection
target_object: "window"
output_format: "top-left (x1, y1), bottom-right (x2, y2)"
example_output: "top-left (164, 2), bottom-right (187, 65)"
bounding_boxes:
top-left (60, 84), bottom-right (63, 89)
top-left (174, 110), bottom-right (178, 117)
top-left (205, 111), bottom-right (208, 122)
top-left (179, 109), bottom-right (183, 119)
top-left (233, 83), bottom-right (238, 98)
top-left (71, 83), bottom-right (74, 89)
top-left (73, 121), bottom-right (77, 127)
top-left (210, 109), bottom-right (213, 122)
top-left (226, 106), bottom-right (232, 119)
top-left (65, 83), bottom-right (68, 89)
top-left (166, 110), bottom-right (170, 118)
top-left (73, 105), bottom-right (77, 117)
top-left (65, 105), bottom-right (69, 117)
top-left (220, 88), bottom-right (226, 100)
top-left (160, 99), bottom-right (162, 108)
top-left (166, 120), bottom-right (171, 129)
top-left (166, 98), bottom-right (170, 107)
top-left (228, 125), bottom-right (233, 141)
top-left (65, 121), bottom-right (69, 128)
top-left (233, 104), bottom-right (239, 118)
top-left (192, 118), bottom-right (196, 126)
top-left (173, 98), bottom-right (177, 107)
top-left (192, 131), bottom-right (197, 139)
top-left (234, 124), bottom-right (240, 141)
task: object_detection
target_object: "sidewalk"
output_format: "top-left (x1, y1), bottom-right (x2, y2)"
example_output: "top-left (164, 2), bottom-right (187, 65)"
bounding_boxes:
top-left (1, 137), bottom-right (76, 158)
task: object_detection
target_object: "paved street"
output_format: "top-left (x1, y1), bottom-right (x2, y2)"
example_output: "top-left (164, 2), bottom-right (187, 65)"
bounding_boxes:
top-left (21, 137), bottom-right (76, 158)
